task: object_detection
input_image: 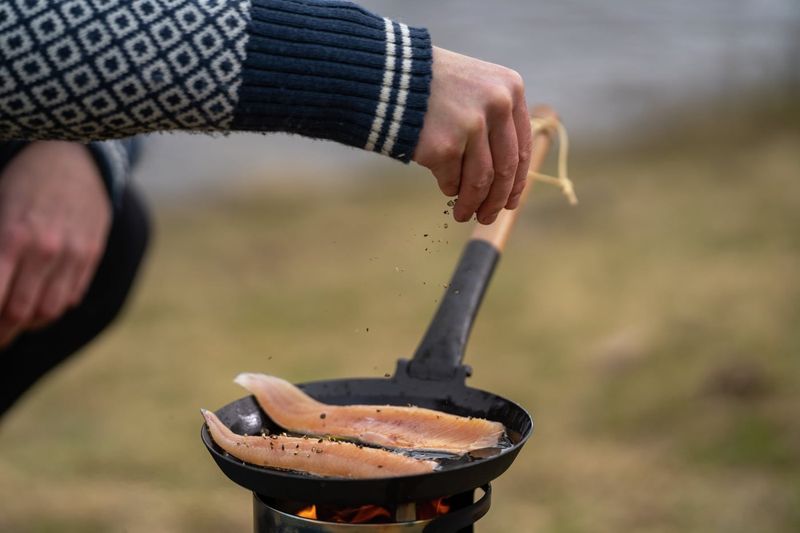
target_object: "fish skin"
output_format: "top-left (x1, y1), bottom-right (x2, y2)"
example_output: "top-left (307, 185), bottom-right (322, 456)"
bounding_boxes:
top-left (234, 373), bottom-right (506, 455)
top-left (201, 409), bottom-right (437, 479)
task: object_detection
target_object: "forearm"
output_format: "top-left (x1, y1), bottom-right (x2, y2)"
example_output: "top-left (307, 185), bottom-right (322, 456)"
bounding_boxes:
top-left (0, 0), bottom-right (433, 161)
top-left (0, 139), bottom-right (137, 209)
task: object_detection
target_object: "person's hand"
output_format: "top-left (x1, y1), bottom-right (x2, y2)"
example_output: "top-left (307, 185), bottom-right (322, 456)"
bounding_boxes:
top-left (413, 47), bottom-right (531, 225)
top-left (0, 141), bottom-right (112, 346)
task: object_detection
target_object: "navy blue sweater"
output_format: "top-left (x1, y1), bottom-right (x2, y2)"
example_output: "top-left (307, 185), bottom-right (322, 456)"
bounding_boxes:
top-left (0, 0), bottom-right (434, 163)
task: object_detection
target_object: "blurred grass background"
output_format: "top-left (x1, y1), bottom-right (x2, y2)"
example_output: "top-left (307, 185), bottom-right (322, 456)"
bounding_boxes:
top-left (0, 96), bottom-right (799, 532)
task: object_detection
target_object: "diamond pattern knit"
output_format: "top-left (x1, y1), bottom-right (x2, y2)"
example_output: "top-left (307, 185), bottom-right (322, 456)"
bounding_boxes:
top-left (0, 0), bottom-right (250, 139)
top-left (0, 0), bottom-right (433, 162)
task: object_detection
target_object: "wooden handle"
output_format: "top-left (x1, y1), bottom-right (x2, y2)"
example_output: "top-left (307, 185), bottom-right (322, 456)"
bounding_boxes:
top-left (470, 105), bottom-right (558, 252)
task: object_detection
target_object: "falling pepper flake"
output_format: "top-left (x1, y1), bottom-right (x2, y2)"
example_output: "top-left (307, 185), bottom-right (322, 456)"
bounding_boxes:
top-left (447, 199), bottom-right (456, 207)
top-left (320, 413), bottom-right (327, 419)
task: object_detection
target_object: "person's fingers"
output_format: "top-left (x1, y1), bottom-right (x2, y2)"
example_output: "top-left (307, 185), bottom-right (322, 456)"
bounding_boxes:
top-left (0, 260), bottom-right (16, 345)
top-left (0, 229), bottom-right (22, 313)
top-left (454, 126), bottom-right (494, 223)
top-left (25, 316), bottom-right (48, 331)
top-left (477, 117), bottom-right (518, 224)
top-left (0, 243), bottom-right (60, 335)
top-left (69, 245), bottom-right (102, 307)
top-left (430, 151), bottom-right (463, 198)
top-left (31, 252), bottom-right (80, 328)
top-left (0, 322), bottom-right (20, 347)
top-left (506, 93), bottom-right (532, 210)
top-left (0, 228), bottom-right (30, 346)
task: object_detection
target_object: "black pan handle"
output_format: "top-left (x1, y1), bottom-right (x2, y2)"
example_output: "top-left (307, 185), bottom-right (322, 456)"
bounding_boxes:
top-left (405, 240), bottom-right (499, 381)
top-left (402, 106), bottom-right (558, 382)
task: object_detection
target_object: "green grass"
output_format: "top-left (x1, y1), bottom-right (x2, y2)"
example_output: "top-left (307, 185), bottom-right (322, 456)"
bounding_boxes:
top-left (1, 100), bottom-right (798, 532)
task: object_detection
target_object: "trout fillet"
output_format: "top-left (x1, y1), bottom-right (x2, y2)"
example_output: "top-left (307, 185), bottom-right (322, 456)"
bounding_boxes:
top-left (202, 409), bottom-right (436, 478)
top-left (234, 373), bottom-right (506, 455)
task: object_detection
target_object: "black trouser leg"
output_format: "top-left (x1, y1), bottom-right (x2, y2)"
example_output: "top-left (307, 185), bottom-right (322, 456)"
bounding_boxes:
top-left (0, 185), bottom-right (151, 418)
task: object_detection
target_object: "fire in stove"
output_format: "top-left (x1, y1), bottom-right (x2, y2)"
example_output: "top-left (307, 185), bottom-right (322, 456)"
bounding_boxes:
top-left (295, 498), bottom-right (451, 524)
top-left (255, 486), bottom-right (490, 532)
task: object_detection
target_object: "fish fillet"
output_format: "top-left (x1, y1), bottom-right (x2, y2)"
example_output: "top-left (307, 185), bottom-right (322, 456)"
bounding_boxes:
top-left (202, 409), bottom-right (437, 478)
top-left (234, 373), bottom-right (506, 455)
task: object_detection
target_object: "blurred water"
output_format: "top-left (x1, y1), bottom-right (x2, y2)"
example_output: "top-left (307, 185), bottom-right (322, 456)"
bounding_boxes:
top-left (135, 0), bottom-right (799, 199)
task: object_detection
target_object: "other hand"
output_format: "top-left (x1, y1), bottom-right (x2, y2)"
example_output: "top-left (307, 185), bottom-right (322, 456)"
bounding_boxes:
top-left (0, 141), bottom-right (112, 346)
top-left (413, 47), bottom-right (531, 225)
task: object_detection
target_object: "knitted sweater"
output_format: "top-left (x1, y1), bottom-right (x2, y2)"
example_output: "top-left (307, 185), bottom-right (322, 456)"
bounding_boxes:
top-left (0, 0), bottom-right (434, 163)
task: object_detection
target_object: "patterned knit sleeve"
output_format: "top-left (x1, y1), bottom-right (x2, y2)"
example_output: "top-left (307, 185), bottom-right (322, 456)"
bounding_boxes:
top-left (0, 0), bottom-right (433, 162)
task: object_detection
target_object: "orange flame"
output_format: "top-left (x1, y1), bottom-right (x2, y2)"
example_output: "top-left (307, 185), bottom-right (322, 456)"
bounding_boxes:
top-left (417, 498), bottom-right (451, 520)
top-left (294, 497), bottom-right (451, 523)
top-left (297, 504), bottom-right (317, 519)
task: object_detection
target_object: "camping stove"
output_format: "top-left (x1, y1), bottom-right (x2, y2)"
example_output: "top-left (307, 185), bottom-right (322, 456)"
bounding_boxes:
top-left (253, 484), bottom-right (491, 532)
